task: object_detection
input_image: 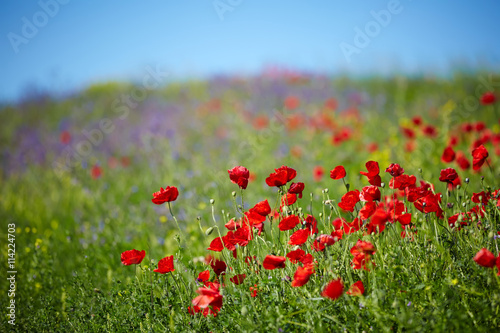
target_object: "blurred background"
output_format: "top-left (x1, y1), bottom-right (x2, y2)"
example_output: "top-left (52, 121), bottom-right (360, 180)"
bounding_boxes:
top-left (1, 0), bottom-right (500, 102)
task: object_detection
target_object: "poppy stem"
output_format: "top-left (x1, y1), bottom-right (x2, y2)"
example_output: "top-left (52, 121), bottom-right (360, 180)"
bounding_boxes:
top-left (168, 202), bottom-right (184, 243)
top-left (148, 243), bottom-right (154, 310)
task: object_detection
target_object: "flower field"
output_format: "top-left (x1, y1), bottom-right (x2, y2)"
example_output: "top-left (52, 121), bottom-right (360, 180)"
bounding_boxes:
top-left (1, 72), bottom-right (500, 332)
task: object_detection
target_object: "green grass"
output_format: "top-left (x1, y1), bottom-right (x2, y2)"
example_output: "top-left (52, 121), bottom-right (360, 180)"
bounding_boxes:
top-left (1, 73), bottom-right (500, 332)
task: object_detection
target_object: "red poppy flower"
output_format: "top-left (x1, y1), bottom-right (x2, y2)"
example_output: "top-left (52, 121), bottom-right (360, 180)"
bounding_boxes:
top-left (284, 95), bottom-right (300, 110)
top-left (474, 248), bottom-right (497, 268)
top-left (91, 165), bottom-right (102, 179)
top-left (412, 116), bottom-right (422, 126)
top-left (192, 284), bottom-right (223, 309)
top-left (350, 241), bottom-right (376, 270)
top-left (360, 161), bottom-right (379, 178)
top-left (208, 237), bottom-right (224, 252)
top-left (263, 255), bottom-right (286, 270)
top-left (313, 166), bottom-right (324, 182)
top-left (359, 185), bottom-right (381, 202)
top-left (209, 258), bottom-right (227, 276)
top-left (480, 92), bottom-right (496, 105)
top-left (332, 217), bottom-right (359, 234)
top-left (197, 270), bottom-right (210, 282)
top-left (360, 161), bottom-right (381, 186)
top-left (265, 169), bottom-right (289, 187)
top-left (316, 234), bottom-right (336, 246)
top-left (367, 209), bottom-right (390, 234)
top-left (225, 218), bottom-right (242, 230)
top-left (330, 165), bottom-right (346, 180)
top-left (244, 211), bottom-right (265, 228)
top-left (338, 190), bottom-right (361, 212)
top-left (305, 215), bottom-right (318, 235)
top-left (278, 215), bottom-right (301, 231)
top-left (230, 274), bottom-right (246, 285)
top-left (390, 174), bottom-right (416, 190)
top-left (422, 125), bottom-right (438, 137)
top-left (288, 229), bottom-right (310, 245)
top-left (286, 249), bottom-right (306, 264)
top-left (346, 281), bottom-right (365, 296)
top-left (152, 186), bottom-right (179, 204)
top-left (312, 239), bottom-right (325, 252)
top-left (439, 168), bottom-right (458, 183)
top-left (222, 232), bottom-right (236, 251)
top-left (228, 166), bottom-right (250, 189)
top-left (414, 193), bottom-right (443, 217)
top-left (401, 127), bottom-right (415, 139)
top-left (456, 151), bottom-right (470, 170)
top-left (291, 265), bottom-right (315, 287)
top-left (60, 130), bottom-right (71, 144)
top-left (251, 200), bottom-right (271, 216)
top-left (288, 182), bottom-right (305, 198)
top-left (275, 165), bottom-right (297, 182)
top-left (397, 213), bottom-right (412, 226)
top-left (234, 224), bottom-right (253, 246)
top-left (351, 240), bottom-right (376, 255)
top-left (359, 201), bottom-right (377, 220)
top-left (281, 193), bottom-right (297, 207)
top-left (154, 255), bottom-right (175, 274)
top-left (441, 146), bottom-right (456, 163)
top-left (472, 145), bottom-right (489, 170)
top-left (121, 249), bottom-right (145, 265)
top-left (300, 253), bottom-right (315, 266)
top-left (322, 279), bottom-right (344, 300)
top-left (385, 163), bottom-right (404, 177)
top-left (472, 191), bottom-right (491, 205)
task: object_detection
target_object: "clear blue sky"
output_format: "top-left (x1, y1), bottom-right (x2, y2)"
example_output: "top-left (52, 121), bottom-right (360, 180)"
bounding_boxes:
top-left (1, 0), bottom-right (500, 102)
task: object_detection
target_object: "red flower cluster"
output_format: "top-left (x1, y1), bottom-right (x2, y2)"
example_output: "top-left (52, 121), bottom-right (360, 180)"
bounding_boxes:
top-left (190, 282), bottom-right (223, 317)
top-left (350, 240), bottom-right (376, 270)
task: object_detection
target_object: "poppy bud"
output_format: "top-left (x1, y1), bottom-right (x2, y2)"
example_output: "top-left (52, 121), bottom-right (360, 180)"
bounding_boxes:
top-left (324, 188), bottom-right (329, 193)
top-left (380, 182), bottom-right (385, 188)
top-left (205, 227), bottom-right (214, 236)
top-left (210, 199), bottom-right (215, 204)
top-left (232, 191), bottom-right (237, 197)
top-left (465, 178), bottom-right (470, 184)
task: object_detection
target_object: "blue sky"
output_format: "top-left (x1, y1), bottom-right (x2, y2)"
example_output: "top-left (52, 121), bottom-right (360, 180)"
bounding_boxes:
top-left (1, 0), bottom-right (500, 102)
